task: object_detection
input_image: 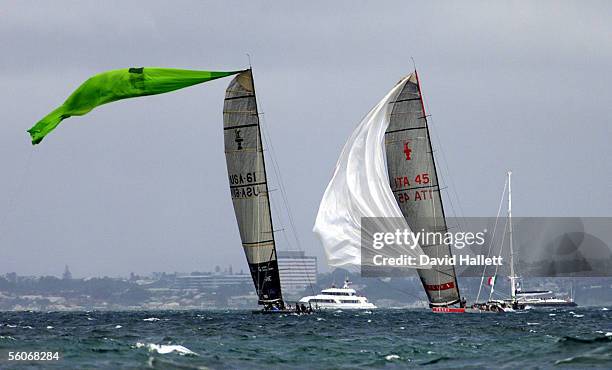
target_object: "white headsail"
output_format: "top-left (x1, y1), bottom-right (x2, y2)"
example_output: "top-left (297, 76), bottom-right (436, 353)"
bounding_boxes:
top-left (313, 75), bottom-right (427, 270)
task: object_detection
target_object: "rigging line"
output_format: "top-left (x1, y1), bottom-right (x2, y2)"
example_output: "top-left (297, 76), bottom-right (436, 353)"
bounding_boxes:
top-left (418, 71), bottom-right (466, 230)
top-left (268, 182), bottom-right (296, 251)
top-left (259, 115), bottom-right (316, 295)
top-left (424, 104), bottom-right (468, 228)
top-left (253, 75), bottom-right (315, 296)
top-left (488, 216), bottom-right (509, 302)
top-left (0, 147), bottom-right (34, 244)
top-left (260, 124), bottom-right (303, 251)
top-left (252, 87), bottom-right (299, 250)
top-left (428, 123), bottom-right (465, 233)
top-left (476, 177), bottom-right (508, 303)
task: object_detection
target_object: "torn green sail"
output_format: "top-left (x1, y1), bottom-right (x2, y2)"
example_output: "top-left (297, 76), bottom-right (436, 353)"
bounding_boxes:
top-left (28, 67), bottom-right (242, 144)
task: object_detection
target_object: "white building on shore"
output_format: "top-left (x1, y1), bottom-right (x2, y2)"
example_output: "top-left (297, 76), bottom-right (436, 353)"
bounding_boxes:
top-left (277, 251), bottom-right (317, 295)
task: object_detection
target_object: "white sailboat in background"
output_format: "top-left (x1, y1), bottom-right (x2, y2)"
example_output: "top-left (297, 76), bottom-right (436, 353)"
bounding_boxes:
top-left (505, 171), bottom-right (577, 308)
top-left (475, 171), bottom-right (577, 311)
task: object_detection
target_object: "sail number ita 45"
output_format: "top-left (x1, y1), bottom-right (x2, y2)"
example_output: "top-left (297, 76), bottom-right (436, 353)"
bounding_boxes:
top-left (393, 172), bottom-right (436, 203)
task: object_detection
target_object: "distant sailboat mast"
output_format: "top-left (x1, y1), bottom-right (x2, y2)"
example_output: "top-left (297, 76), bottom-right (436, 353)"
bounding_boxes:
top-left (507, 170), bottom-right (517, 302)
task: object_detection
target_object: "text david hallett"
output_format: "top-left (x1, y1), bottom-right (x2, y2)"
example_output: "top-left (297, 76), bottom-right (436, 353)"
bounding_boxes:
top-left (372, 254), bottom-right (503, 267)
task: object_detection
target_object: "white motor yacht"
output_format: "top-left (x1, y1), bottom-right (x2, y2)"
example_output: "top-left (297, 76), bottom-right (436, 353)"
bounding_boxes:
top-left (298, 279), bottom-right (377, 310)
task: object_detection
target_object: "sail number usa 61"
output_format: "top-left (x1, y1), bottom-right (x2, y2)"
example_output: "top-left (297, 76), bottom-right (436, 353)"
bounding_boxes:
top-left (229, 172), bottom-right (262, 198)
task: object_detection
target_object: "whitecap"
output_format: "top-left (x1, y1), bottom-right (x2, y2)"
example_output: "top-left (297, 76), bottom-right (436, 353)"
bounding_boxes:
top-left (114, 325), bottom-right (122, 329)
top-left (316, 317), bottom-right (325, 321)
top-left (527, 322), bottom-right (540, 325)
top-left (572, 314), bottom-right (584, 318)
top-left (549, 314), bottom-right (556, 316)
top-left (136, 342), bottom-right (198, 356)
top-left (606, 332), bottom-right (612, 337)
top-left (6, 324), bottom-right (16, 328)
top-left (46, 326), bottom-right (53, 329)
top-left (601, 307), bottom-right (609, 311)
top-left (400, 326), bottom-right (405, 330)
top-left (367, 319), bottom-right (372, 323)
top-left (385, 354), bottom-right (400, 361)
top-left (143, 318), bottom-right (161, 322)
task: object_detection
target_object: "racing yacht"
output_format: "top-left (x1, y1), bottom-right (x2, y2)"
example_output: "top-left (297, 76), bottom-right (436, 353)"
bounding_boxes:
top-left (298, 280), bottom-right (377, 310)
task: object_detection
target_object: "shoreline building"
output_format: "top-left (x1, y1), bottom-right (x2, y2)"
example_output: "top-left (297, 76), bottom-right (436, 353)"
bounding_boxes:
top-left (277, 251), bottom-right (318, 296)
top-left (173, 271), bottom-right (252, 291)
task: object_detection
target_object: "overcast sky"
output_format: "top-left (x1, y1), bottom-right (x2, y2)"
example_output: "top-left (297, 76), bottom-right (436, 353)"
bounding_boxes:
top-left (1, 1), bottom-right (610, 278)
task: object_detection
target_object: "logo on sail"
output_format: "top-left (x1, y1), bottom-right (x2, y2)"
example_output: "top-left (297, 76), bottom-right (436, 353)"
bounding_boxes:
top-left (424, 282), bottom-right (455, 291)
top-left (235, 129), bottom-right (244, 150)
top-left (403, 141), bottom-right (412, 160)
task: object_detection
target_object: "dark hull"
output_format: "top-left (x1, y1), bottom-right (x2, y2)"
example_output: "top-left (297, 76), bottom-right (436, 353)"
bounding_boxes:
top-left (525, 301), bottom-right (578, 307)
top-left (251, 309), bottom-right (315, 315)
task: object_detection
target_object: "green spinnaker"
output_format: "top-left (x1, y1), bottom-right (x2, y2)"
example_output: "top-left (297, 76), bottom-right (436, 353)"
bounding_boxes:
top-left (27, 67), bottom-right (243, 144)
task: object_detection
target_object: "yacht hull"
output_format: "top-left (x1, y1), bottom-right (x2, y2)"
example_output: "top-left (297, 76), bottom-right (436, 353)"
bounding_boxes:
top-left (523, 301), bottom-right (578, 307)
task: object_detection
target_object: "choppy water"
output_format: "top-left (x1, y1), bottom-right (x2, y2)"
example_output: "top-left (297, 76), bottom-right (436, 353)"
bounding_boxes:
top-left (0, 307), bottom-right (611, 369)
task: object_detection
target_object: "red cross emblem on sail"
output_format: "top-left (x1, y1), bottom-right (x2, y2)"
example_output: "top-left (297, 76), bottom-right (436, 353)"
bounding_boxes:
top-left (403, 141), bottom-right (412, 160)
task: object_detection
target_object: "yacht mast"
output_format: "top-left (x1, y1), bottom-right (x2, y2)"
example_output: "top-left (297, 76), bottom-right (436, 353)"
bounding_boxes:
top-left (508, 170), bottom-right (517, 301)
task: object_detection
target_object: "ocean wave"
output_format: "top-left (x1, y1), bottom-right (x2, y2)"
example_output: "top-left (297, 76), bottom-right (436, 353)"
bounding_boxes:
top-left (136, 342), bottom-right (198, 356)
top-left (558, 335), bottom-right (612, 345)
top-left (420, 356), bottom-right (450, 365)
top-left (147, 356), bottom-right (208, 369)
top-left (555, 355), bottom-right (612, 365)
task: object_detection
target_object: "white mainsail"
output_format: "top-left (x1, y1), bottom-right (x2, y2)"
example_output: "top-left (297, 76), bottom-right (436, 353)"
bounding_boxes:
top-left (313, 75), bottom-right (427, 270)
